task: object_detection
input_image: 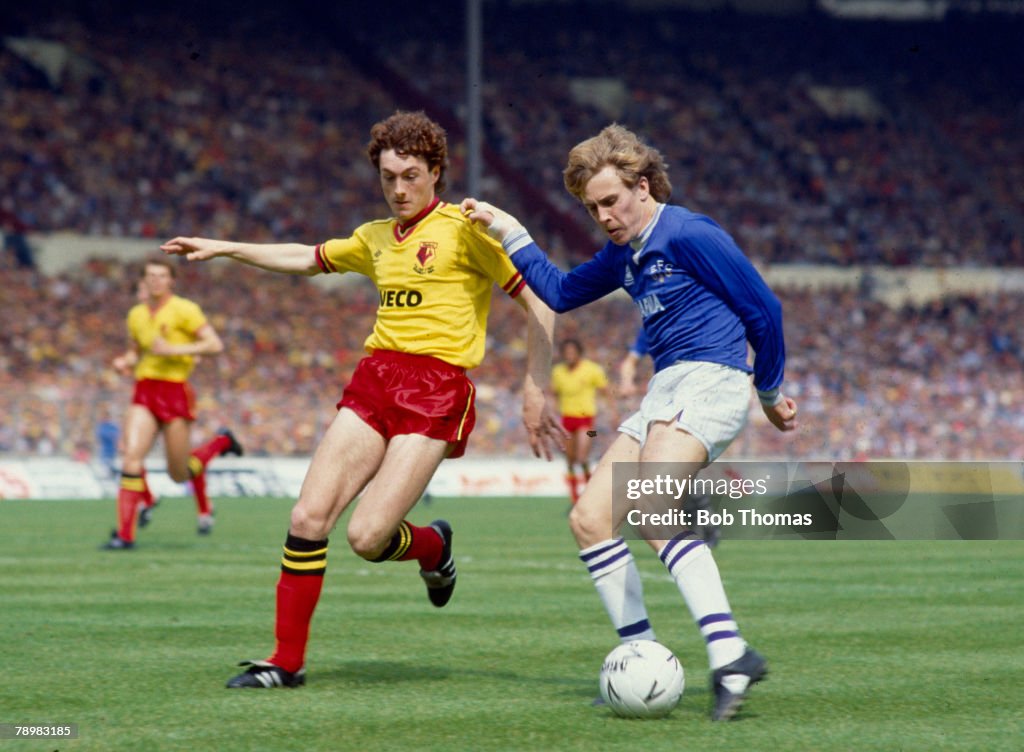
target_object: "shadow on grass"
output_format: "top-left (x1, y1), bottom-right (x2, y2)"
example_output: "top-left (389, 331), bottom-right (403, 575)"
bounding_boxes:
top-left (107, 540), bottom-right (205, 553)
top-left (316, 659), bottom-right (596, 695)
top-left (315, 660), bottom-right (451, 685)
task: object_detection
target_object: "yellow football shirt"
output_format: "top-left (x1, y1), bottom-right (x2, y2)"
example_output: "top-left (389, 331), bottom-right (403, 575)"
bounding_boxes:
top-left (316, 199), bottom-right (524, 369)
top-left (552, 359), bottom-right (608, 418)
top-left (127, 295), bottom-right (208, 383)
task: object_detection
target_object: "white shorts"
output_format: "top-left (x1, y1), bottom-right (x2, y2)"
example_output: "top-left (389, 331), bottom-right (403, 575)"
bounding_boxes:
top-left (619, 361), bottom-right (750, 463)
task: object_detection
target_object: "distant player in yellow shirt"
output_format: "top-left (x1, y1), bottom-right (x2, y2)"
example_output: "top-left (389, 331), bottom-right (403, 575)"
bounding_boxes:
top-left (552, 338), bottom-right (608, 503)
top-left (104, 259), bottom-right (243, 549)
top-left (162, 111), bottom-right (563, 690)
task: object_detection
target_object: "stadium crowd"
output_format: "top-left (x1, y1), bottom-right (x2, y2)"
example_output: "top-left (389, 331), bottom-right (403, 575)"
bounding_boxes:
top-left (3, 6), bottom-right (1023, 268)
top-left (3, 4), bottom-right (1024, 463)
top-left (2, 9), bottom-right (397, 243)
top-left (378, 8), bottom-right (1023, 267)
top-left (4, 249), bottom-right (1024, 462)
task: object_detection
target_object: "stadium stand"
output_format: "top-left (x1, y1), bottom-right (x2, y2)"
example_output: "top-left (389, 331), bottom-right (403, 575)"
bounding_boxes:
top-left (3, 2), bottom-right (1024, 462)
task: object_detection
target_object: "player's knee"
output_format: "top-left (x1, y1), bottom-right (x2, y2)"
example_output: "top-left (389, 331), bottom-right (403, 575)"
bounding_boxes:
top-left (290, 503), bottom-right (331, 541)
top-left (346, 521), bottom-right (388, 561)
top-left (568, 502), bottom-right (606, 547)
top-left (167, 466), bottom-right (190, 483)
top-left (567, 504), bottom-right (588, 539)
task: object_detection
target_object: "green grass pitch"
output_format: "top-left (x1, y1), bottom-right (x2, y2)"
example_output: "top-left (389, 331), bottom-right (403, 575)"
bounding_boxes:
top-left (1, 495), bottom-right (1022, 751)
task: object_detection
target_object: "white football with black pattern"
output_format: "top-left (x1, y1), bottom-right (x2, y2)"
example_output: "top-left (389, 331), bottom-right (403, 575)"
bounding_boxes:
top-left (599, 640), bottom-right (684, 718)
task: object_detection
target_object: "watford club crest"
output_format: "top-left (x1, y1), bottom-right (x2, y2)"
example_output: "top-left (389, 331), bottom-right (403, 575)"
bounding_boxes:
top-left (414, 241), bottom-right (437, 274)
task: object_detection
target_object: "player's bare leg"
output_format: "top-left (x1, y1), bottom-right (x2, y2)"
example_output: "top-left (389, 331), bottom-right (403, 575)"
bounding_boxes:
top-left (162, 417), bottom-right (193, 483)
top-left (577, 428), bottom-right (594, 482)
top-left (346, 433), bottom-right (448, 557)
top-left (287, 408), bottom-right (386, 538)
top-left (565, 427), bottom-right (595, 505)
top-left (228, 408), bottom-right (386, 688)
top-left (638, 421), bottom-right (707, 554)
top-left (120, 405), bottom-right (160, 478)
top-left (348, 433), bottom-right (455, 606)
top-left (164, 418), bottom-right (241, 534)
top-left (163, 418), bottom-right (204, 529)
top-left (640, 421), bottom-right (766, 721)
top-left (569, 432), bottom-right (639, 548)
top-left (564, 430), bottom-right (582, 503)
top-left (103, 405), bottom-right (159, 549)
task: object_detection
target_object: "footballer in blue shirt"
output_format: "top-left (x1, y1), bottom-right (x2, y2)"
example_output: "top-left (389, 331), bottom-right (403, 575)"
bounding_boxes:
top-left (463, 124), bottom-right (798, 721)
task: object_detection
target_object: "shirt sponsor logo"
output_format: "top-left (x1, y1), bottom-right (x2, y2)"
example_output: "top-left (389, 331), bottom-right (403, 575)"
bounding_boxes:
top-left (379, 289), bottom-right (423, 308)
top-left (636, 293), bottom-right (665, 318)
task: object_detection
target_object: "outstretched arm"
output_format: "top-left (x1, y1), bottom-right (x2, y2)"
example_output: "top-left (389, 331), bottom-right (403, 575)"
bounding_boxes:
top-left (516, 287), bottom-right (569, 460)
top-left (460, 198), bottom-right (620, 312)
top-left (161, 237), bottom-right (320, 276)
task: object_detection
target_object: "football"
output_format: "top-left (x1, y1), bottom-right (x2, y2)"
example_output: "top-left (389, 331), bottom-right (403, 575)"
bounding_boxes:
top-left (599, 640), bottom-right (685, 718)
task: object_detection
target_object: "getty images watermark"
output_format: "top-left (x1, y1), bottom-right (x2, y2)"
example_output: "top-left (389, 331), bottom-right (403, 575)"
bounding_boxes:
top-left (623, 472), bottom-right (808, 529)
top-left (612, 461), bottom-right (1024, 541)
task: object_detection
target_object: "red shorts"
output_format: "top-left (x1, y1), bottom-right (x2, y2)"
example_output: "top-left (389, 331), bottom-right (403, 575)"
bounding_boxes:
top-left (562, 415), bottom-right (595, 433)
top-left (338, 350), bottom-right (476, 458)
top-left (132, 379), bottom-right (196, 423)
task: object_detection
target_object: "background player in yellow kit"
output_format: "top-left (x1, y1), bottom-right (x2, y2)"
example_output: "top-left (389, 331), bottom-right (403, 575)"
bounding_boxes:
top-left (551, 338), bottom-right (608, 503)
top-left (104, 259), bottom-right (243, 549)
top-left (162, 111), bottom-right (563, 689)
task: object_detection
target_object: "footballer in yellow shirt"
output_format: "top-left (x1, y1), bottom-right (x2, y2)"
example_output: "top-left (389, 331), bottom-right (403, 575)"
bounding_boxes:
top-left (315, 197), bottom-right (523, 370)
top-left (126, 293), bottom-right (207, 383)
top-left (162, 111), bottom-right (564, 690)
top-left (551, 338), bottom-right (608, 503)
top-left (105, 259), bottom-right (242, 550)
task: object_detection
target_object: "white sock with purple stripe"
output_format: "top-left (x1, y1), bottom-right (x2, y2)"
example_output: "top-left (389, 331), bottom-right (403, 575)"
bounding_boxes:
top-left (658, 532), bottom-right (745, 669)
top-left (579, 538), bottom-right (656, 642)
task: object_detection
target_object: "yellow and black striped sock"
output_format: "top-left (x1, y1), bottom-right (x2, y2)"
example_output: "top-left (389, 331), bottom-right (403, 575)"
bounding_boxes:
top-left (120, 471), bottom-right (146, 494)
top-left (370, 521), bottom-right (414, 562)
top-left (116, 471), bottom-right (147, 541)
top-left (272, 533), bottom-right (328, 673)
top-left (281, 534), bottom-right (328, 576)
top-left (370, 520), bottom-right (443, 569)
top-left (188, 457), bottom-right (213, 516)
